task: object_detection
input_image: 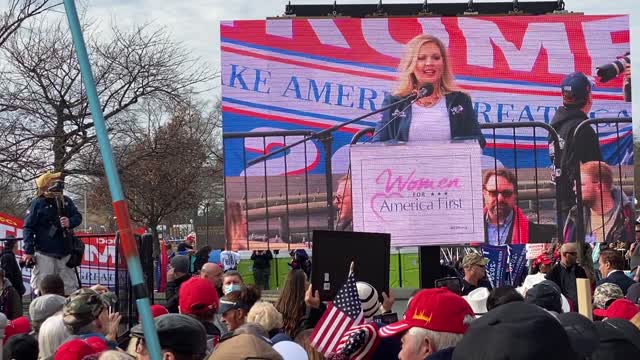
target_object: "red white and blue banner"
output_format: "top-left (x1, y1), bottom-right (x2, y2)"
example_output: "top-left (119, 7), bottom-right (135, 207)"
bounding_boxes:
top-left (481, 244), bottom-right (528, 288)
top-left (221, 15), bottom-right (631, 175)
top-left (0, 212), bottom-right (119, 295)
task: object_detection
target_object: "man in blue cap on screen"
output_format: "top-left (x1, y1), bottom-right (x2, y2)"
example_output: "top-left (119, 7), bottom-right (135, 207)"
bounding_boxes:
top-left (549, 72), bottom-right (603, 224)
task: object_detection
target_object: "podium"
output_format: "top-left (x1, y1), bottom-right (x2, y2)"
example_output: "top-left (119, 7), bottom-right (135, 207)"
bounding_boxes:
top-left (349, 141), bottom-right (484, 288)
top-left (350, 141), bottom-right (484, 246)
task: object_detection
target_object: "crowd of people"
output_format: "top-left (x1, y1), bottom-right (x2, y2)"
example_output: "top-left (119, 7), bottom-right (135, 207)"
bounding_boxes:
top-left (123, 243), bottom-right (639, 360)
top-left (0, 27), bottom-right (636, 360)
top-left (2, 174), bottom-right (639, 359)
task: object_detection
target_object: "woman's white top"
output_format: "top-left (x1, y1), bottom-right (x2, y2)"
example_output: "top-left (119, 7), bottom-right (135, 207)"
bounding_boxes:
top-left (408, 99), bottom-right (450, 142)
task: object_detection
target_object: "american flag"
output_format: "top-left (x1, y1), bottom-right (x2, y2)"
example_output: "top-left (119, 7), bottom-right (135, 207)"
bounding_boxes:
top-left (310, 270), bottom-right (364, 356)
top-left (335, 322), bottom-right (381, 360)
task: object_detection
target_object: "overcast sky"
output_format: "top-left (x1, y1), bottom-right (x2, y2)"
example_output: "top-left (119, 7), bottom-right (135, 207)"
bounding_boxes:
top-left (83, 0), bottom-right (637, 123)
top-left (85, 0), bottom-right (636, 76)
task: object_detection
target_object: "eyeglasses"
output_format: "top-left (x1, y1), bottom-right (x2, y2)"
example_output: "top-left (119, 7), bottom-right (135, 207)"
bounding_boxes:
top-left (485, 189), bottom-right (514, 198)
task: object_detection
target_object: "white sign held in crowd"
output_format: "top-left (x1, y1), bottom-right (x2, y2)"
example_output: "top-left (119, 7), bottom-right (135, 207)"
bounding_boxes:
top-left (525, 243), bottom-right (553, 260)
top-left (350, 141), bottom-right (484, 247)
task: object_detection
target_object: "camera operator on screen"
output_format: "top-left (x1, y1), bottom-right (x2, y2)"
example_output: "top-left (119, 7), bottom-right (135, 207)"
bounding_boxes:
top-left (372, 34), bottom-right (485, 147)
top-left (596, 52), bottom-right (631, 102)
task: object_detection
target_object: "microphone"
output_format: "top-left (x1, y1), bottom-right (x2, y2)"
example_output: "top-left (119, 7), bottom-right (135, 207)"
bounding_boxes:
top-left (365, 82), bottom-right (435, 143)
top-left (416, 82), bottom-right (434, 99)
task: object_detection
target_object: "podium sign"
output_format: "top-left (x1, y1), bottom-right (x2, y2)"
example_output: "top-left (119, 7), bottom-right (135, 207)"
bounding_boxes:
top-left (350, 142), bottom-right (484, 246)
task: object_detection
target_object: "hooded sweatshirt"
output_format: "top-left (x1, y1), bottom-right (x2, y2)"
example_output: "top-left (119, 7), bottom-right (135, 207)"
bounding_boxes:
top-left (564, 186), bottom-right (634, 245)
top-left (549, 106), bottom-right (602, 213)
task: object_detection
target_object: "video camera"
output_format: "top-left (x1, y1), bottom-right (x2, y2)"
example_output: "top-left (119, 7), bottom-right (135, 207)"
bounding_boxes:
top-left (596, 52), bottom-right (630, 83)
top-left (47, 178), bottom-right (65, 194)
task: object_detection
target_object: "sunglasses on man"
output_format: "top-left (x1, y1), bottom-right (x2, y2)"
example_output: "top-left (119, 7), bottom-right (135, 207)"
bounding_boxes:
top-left (485, 189), bottom-right (514, 198)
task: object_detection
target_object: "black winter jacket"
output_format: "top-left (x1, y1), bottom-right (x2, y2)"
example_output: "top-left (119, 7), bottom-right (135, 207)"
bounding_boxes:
top-left (0, 249), bottom-right (25, 296)
top-left (23, 196), bottom-right (82, 257)
top-left (549, 107), bottom-right (602, 214)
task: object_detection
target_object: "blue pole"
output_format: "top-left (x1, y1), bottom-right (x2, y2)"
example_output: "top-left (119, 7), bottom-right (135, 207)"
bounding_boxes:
top-left (61, 1), bottom-right (162, 359)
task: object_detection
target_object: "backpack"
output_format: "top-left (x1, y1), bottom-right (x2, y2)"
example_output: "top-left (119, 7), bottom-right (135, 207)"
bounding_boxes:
top-left (549, 120), bottom-right (582, 211)
top-left (65, 235), bottom-right (85, 268)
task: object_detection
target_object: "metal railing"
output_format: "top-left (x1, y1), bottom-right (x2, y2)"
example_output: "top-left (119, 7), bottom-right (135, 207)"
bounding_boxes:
top-left (571, 117), bottom-right (633, 270)
top-left (481, 121), bottom-right (563, 241)
top-left (223, 130), bottom-right (331, 250)
top-left (0, 232), bottom-right (153, 338)
top-left (223, 117), bottom-right (633, 257)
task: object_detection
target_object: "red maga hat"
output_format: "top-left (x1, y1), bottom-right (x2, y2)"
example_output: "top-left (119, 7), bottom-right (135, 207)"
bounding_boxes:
top-left (378, 288), bottom-right (474, 337)
top-left (179, 277), bottom-right (219, 315)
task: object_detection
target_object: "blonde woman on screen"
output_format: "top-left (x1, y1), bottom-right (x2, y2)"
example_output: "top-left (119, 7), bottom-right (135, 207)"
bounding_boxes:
top-left (373, 34), bottom-right (485, 147)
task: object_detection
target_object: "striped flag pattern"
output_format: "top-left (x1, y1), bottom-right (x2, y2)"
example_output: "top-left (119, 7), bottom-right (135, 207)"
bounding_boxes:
top-left (310, 270), bottom-right (364, 356)
top-left (335, 322), bottom-right (381, 360)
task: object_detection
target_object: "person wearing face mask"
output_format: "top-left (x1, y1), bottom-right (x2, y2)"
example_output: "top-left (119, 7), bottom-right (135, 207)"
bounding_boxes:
top-left (205, 267), bottom-right (240, 337)
top-left (218, 285), bottom-right (261, 335)
top-left (372, 34), bottom-right (485, 147)
top-left (216, 273), bottom-right (245, 336)
top-left (221, 270), bottom-right (244, 295)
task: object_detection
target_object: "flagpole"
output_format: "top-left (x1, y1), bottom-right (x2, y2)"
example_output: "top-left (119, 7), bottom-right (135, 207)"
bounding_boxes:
top-left (61, 1), bottom-right (162, 359)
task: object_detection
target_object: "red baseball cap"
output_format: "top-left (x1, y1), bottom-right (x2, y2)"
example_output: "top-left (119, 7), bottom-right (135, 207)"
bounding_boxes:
top-left (84, 336), bottom-right (109, 353)
top-left (151, 304), bottom-right (170, 318)
top-left (593, 299), bottom-right (640, 320)
top-left (179, 277), bottom-right (219, 315)
top-left (378, 288), bottom-right (474, 337)
top-left (54, 339), bottom-right (95, 360)
top-left (534, 253), bottom-right (553, 267)
top-left (138, 304), bottom-right (169, 322)
top-left (4, 316), bottom-right (30, 344)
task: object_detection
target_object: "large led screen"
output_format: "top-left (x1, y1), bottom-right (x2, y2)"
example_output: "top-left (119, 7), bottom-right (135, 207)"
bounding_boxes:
top-left (221, 15), bottom-right (632, 250)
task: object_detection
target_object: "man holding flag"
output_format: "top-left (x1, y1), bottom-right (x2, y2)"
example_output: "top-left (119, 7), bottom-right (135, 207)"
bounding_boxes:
top-left (310, 263), bottom-right (368, 357)
top-left (311, 264), bottom-right (474, 360)
top-left (311, 262), bottom-right (393, 360)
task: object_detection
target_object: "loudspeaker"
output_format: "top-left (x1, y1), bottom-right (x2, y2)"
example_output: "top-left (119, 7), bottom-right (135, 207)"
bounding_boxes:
top-left (311, 230), bottom-right (390, 302)
top-left (419, 246), bottom-right (441, 289)
top-left (528, 223), bottom-right (557, 243)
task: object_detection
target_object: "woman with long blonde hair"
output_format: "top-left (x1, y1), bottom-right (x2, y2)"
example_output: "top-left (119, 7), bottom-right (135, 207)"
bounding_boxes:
top-left (373, 34), bottom-right (485, 146)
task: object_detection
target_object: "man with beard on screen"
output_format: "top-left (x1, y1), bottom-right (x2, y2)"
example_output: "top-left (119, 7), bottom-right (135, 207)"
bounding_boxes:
top-left (482, 169), bottom-right (530, 245)
top-left (563, 161), bottom-right (634, 246)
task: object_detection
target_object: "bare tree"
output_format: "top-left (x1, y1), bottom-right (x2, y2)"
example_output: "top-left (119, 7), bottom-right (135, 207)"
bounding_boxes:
top-left (0, 173), bottom-right (30, 217)
top-left (0, 0), bottom-right (59, 49)
top-left (89, 100), bottom-right (222, 256)
top-left (0, 16), bottom-right (216, 180)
